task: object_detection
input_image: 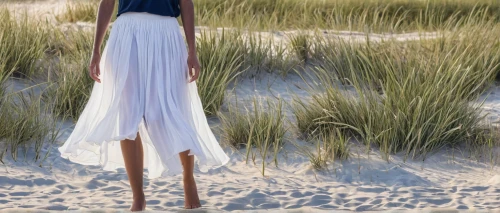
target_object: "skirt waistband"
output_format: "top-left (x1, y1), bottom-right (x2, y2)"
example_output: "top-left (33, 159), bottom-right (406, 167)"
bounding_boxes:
top-left (118, 12), bottom-right (177, 21)
top-left (113, 12), bottom-right (181, 32)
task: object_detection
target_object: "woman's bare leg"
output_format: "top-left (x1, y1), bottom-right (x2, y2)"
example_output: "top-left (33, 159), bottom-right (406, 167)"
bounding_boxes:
top-left (120, 132), bottom-right (146, 211)
top-left (179, 150), bottom-right (201, 209)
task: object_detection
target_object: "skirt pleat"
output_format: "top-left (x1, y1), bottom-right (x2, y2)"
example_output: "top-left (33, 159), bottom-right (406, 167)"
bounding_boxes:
top-left (58, 12), bottom-right (230, 179)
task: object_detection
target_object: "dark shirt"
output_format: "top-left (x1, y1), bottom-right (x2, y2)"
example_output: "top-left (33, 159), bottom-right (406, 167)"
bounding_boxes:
top-left (117, 0), bottom-right (181, 17)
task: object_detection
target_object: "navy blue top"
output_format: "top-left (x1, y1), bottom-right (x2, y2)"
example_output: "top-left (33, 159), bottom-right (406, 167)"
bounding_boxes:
top-left (117, 0), bottom-right (181, 17)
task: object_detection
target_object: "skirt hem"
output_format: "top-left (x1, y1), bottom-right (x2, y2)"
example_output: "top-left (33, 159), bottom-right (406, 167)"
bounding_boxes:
top-left (58, 133), bottom-right (230, 178)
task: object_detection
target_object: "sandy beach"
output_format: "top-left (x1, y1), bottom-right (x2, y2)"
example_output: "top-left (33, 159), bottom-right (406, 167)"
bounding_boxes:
top-left (0, 74), bottom-right (499, 211)
top-left (1, 0), bottom-right (499, 212)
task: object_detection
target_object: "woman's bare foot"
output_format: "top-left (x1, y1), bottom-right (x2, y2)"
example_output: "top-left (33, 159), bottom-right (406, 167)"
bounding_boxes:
top-left (183, 175), bottom-right (201, 209)
top-left (130, 193), bottom-right (146, 211)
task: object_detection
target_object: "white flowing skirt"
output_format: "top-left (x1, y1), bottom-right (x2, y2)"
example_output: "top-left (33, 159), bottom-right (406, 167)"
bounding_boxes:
top-left (58, 12), bottom-right (230, 179)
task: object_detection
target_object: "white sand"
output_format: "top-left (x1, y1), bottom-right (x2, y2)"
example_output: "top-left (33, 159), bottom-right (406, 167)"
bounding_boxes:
top-left (1, 74), bottom-right (499, 212)
top-left (1, 0), bottom-right (500, 212)
top-left (2, 0), bottom-right (67, 23)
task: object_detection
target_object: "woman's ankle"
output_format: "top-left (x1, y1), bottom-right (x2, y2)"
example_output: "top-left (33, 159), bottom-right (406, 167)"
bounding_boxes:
top-left (133, 192), bottom-right (145, 201)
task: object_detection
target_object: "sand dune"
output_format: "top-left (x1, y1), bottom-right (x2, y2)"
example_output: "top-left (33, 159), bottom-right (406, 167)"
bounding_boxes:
top-left (1, 0), bottom-right (499, 212)
top-left (0, 75), bottom-right (499, 211)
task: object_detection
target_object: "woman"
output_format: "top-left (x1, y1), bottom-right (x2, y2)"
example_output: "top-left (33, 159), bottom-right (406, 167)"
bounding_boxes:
top-left (58, 0), bottom-right (230, 211)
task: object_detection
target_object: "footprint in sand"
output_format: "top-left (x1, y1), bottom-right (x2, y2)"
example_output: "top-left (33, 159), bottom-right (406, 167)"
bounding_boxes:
top-left (49, 198), bottom-right (64, 202)
top-left (101, 186), bottom-right (122, 191)
top-left (355, 204), bottom-right (374, 211)
top-left (421, 198), bottom-right (452, 205)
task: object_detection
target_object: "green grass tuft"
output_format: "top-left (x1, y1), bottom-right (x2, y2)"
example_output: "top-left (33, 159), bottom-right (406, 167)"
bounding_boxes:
top-left (0, 89), bottom-right (61, 164)
top-left (219, 97), bottom-right (288, 176)
top-left (44, 29), bottom-right (106, 120)
top-left (306, 129), bottom-right (350, 171)
top-left (56, 0), bottom-right (117, 23)
top-left (0, 8), bottom-right (49, 79)
top-left (195, 0), bottom-right (500, 31)
top-left (293, 25), bottom-right (500, 161)
top-left (195, 29), bottom-right (245, 115)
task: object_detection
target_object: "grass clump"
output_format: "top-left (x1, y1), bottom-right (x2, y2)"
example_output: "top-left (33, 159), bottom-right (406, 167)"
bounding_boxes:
top-left (314, 23), bottom-right (500, 91)
top-left (196, 30), bottom-right (244, 115)
top-left (56, 0), bottom-right (98, 23)
top-left (293, 25), bottom-right (500, 161)
top-left (305, 129), bottom-right (350, 170)
top-left (195, 0), bottom-right (500, 31)
top-left (238, 33), bottom-right (274, 76)
top-left (465, 127), bottom-right (500, 166)
top-left (219, 97), bottom-right (287, 176)
top-left (56, 0), bottom-right (117, 23)
top-left (230, 31), bottom-right (300, 77)
top-left (224, 31), bottom-right (300, 77)
top-left (0, 65), bottom-right (14, 100)
top-left (0, 90), bottom-right (60, 164)
top-left (0, 8), bottom-right (49, 78)
top-left (44, 29), bottom-right (102, 120)
top-left (288, 32), bottom-right (312, 65)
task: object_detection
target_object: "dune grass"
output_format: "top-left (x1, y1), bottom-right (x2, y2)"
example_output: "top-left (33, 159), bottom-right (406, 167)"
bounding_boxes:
top-left (303, 129), bottom-right (350, 171)
top-left (0, 64), bottom-right (14, 100)
top-left (226, 31), bottom-right (301, 77)
top-left (56, 0), bottom-right (99, 23)
top-left (56, 0), bottom-right (117, 23)
top-left (195, 0), bottom-right (500, 31)
top-left (293, 24), bottom-right (500, 162)
top-left (464, 126), bottom-right (500, 166)
top-left (0, 89), bottom-right (60, 164)
top-left (195, 30), bottom-right (245, 115)
top-left (219, 97), bottom-right (287, 176)
top-left (46, 27), bottom-right (290, 119)
top-left (0, 8), bottom-right (49, 79)
top-left (287, 33), bottom-right (313, 65)
top-left (53, 0), bottom-right (500, 32)
top-left (306, 19), bottom-right (500, 90)
top-left (0, 8), bottom-right (61, 165)
top-left (43, 29), bottom-right (97, 120)
top-left (4, 0), bottom-right (500, 169)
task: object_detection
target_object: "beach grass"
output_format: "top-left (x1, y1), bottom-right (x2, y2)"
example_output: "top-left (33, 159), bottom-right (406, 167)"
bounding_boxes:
top-left (0, 7), bottom-right (62, 164)
top-left (0, 89), bottom-right (60, 164)
top-left (288, 32), bottom-right (312, 65)
top-left (56, 0), bottom-right (99, 23)
top-left (52, 0), bottom-right (500, 32)
top-left (237, 33), bottom-right (274, 76)
top-left (292, 24), bottom-right (500, 161)
top-left (44, 29), bottom-right (96, 120)
top-left (0, 64), bottom-right (14, 100)
top-left (466, 126), bottom-right (500, 166)
top-left (195, 30), bottom-right (245, 115)
top-left (303, 129), bottom-right (350, 171)
top-left (195, 0), bottom-right (500, 31)
top-left (56, 0), bottom-right (118, 23)
top-left (219, 97), bottom-right (287, 176)
top-left (3, 0), bottom-right (500, 169)
top-left (313, 23), bottom-right (500, 93)
top-left (0, 8), bottom-right (49, 79)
